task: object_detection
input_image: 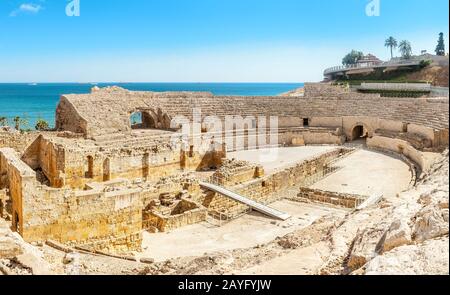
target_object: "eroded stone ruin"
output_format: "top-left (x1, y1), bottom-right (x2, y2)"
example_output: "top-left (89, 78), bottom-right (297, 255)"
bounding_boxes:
top-left (0, 83), bottom-right (448, 275)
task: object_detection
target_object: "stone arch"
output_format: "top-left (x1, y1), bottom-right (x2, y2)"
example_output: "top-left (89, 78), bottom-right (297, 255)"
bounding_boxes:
top-left (350, 123), bottom-right (370, 141)
top-left (130, 108), bottom-right (171, 130)
top-left (130, 111), bottom-right (144, 129)
top-left (142, 110), bottom-right (158, 128)
top-left (161, 113), bottom-right (172, 129)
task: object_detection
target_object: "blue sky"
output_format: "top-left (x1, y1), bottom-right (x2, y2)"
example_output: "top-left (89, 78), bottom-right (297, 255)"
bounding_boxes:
top-left (0, 0), bottom-right (448, 82)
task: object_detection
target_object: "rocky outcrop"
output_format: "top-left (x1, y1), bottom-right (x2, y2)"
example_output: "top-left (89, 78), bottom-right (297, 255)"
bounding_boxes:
top-left (346, 226), bottom-right (387, 272)
top-left (381, 219), bottom-right (413, 253)
top-left (364, 237), bottom-right (449, 275)
top-left (412, 205), bottom-right (449, 242)
top-left (0, 219), bottom-right (53, 275)
top-left (0, 237), bottom-right (23, 259)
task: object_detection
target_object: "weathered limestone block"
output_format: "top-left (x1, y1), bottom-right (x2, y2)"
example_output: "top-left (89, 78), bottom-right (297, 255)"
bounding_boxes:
top-left (381, 219), bottom-right (412, 253)
top-left (364, 237), bottom-right (449, 275)
top-left (412, 205), bottom-right (449, 242)
top-left (346, 226), bottom-right (387, 271)
top-left (0, 237), bottom-right (23, 259)
top-left (15, 252), bottom-right (53, 275)
top-left (291, 136), bottom-right (305, 146)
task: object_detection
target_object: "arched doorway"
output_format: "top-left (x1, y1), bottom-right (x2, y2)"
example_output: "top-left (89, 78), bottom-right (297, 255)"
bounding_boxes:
top-left (130, 110), bottom-right (158, 129)
top-left (351, 125), bottom-right (369, 141)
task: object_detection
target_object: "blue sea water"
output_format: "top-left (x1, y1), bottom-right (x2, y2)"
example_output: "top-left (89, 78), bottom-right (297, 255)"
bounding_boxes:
top-left (0, 83), bottom-right (303, 129)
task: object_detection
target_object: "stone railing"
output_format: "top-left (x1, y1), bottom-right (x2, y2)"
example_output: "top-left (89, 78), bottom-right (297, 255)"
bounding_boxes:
top-left (324, 60), bottom-right (421, 76)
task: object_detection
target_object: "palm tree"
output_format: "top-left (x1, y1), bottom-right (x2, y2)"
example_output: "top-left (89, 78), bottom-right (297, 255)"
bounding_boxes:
top-left (399, 40), bottom-right (412, 59)
top-left (13, 116), bottom-right (29, 131)
top-left (385, 37), bottom-right (398, 59)
top-left (13, 117), bottom-right (20, 130)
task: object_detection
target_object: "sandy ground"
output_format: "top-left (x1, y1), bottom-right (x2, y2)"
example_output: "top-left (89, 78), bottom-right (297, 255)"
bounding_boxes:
top-left (311, 149), bottom-right (412, 200)
top-left (141, 200), bottom-right (347, 262)
top-left (237, 242), bottom-right (330, 275)
top-left (227, 146), bottom-right (338, 174)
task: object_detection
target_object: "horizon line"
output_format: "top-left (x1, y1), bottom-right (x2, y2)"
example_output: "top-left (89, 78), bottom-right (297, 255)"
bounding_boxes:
top-left (0, 81), bottom-right (308, 84)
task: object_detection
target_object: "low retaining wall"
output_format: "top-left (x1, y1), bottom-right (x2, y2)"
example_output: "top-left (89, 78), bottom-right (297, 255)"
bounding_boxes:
top-left (291, 187), bottom-right (366, 209)
top-left (144, 199), bottom-right (207, 232)
top-left (205, 148), bottom-right (353, 215)
top-left (367, 135), bottom-right (433, 173)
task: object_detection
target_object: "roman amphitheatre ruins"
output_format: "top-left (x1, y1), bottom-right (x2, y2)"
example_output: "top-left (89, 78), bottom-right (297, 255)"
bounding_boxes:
top-left (0, 82), bottom-right (448, 275)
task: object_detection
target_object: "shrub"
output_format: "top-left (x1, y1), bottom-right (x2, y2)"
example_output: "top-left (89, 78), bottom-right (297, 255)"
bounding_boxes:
top-left (419, 59), bottom-right (432, 68)
top-left (35, 118), bottom-right (50, 131)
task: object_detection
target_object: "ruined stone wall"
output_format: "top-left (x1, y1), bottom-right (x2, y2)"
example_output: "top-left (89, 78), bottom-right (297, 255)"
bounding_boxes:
top-left (60, 145), bottom-right (182, 189)
top-left (0, 148), bottom-right (36, 234)
top-left (0, 148), bottom-right (143, 252)
top-left (309, 116), bottom-right (443, 145)
top-left (144, 202), bottom-right (207, 233)
top-left (21, 136), bottom-right (67, 188)
top-left (0, 189), bottom-right (6, 217)
top-left (367, 136), bottom-right (434, 173)
top-left (56, 86), bottom-right (449, 142)
top-left (181, 147), bottom-right (225, 171)
top-left (58, 127), bottom-right (344, 190)
top-left (55, 96), bottom-right (88, 135)
top-left (374, 129), bottom-right (432, 150)
top-left (0, 131), bottom-right (40, 153)
top-left (21, 186), bottom-right (143, 253)
top-left (212, 159), bottom-right (263, 186)
top-left (205, 149), bottom-right (351, 215)
top-left (303, 83), bottom-right (352, 97)
top-left (293, 187), bottom-right (366, 209)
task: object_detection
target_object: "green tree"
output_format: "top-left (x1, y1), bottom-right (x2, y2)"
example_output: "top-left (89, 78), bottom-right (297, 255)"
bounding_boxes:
top-left (342, 50), bottom-right (364, 66)
top-left (35, 118), bottom-right (50, 131)
top-left (0, 117), bottom-right (7, 127)
top-left (399, 40), bottom-right (412, 59)
top-left (435, 32), bottom-right (446, 56)
top-left (385, 36), bottom-right (398, 59)
top-left (13, 116), bottom-right (29, 131)
top-left (13, 116), bottom-right (20, 130)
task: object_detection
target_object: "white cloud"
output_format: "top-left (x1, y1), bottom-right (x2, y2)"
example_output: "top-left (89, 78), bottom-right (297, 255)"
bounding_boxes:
top-left (10, 3), bottom-right (43, 17)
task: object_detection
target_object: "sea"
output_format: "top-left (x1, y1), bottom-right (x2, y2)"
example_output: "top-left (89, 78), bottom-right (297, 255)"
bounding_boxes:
top-left (0, 83), bottom-right (303, 129)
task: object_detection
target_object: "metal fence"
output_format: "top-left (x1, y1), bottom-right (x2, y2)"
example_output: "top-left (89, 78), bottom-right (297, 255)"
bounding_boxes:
top-left (300, 165), bottom-right (342, 187)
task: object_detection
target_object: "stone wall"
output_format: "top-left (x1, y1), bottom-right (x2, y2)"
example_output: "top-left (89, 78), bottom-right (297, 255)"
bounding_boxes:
top-left (374, 129), bottom-right (433, 151)
top-left (56, 85), bottom-right (449, 142)
top-left (0, 148), bottom-right (143, 252)
top-left (144, 199), bottom-right (207, 232)
top-left (0, 148), bottom-right (35, 234)
top-left (367, 136), bottom-right (433, 173)
top-left (204, 148), bottom-right (352, 215)
top-left (0, 189), bottom-right (6, 217)
top-left (293, 187), bottom-right (366, 209)
top-left (212, 159), bottom-right (264, 186)
top-left (0, 131), bottom-right (40, 153)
